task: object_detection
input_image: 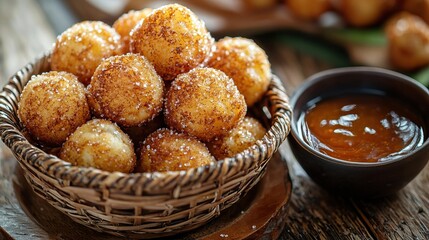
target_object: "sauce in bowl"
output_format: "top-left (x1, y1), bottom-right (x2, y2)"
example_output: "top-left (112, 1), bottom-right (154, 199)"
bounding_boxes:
top-left (298, 94), bottom-right (425, 162)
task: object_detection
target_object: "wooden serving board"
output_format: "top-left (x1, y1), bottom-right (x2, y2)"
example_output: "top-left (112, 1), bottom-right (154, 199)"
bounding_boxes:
top-left (3, 152), bottom-right (291, 240)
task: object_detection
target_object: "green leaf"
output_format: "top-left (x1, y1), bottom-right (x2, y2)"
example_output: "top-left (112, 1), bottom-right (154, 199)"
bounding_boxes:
top-left (322, 28), bottom-right (387, 46)
top-left (410, 66), bottom-right (429, 87)
top-left (273, 31), bottom-right (352, 67)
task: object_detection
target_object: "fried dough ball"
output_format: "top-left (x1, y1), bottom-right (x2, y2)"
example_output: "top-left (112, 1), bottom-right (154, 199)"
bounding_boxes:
top-left (338, 0), bottom-right (394, 27)
top-left (165, 67), bottom-right (246, 142)
top-left (207, 37), bottom-right (271, 107)
top-left (207, 117), bottom-right (266, 160)
top-left (113, 8), bottom-right (152, 52)
top-left (51, 21), bottom-right (123, 85)
top-left (130, 4), bottom-right (214, 80)
top-left (18, 71), bottom-right (90, 146)
top-left (385, 12), bottom-right (429, 70)
top-left (88, 53), bottom-right (164, 127)
top-left (60, 119), bottom-right (136, 173)
top-left (285, 0), bottom-right (330, 20)
top-left (136, 128), bottom-right (215, 172)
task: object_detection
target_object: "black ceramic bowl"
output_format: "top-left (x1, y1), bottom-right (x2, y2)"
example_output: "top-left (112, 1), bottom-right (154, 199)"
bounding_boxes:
top-left (288, 67), bottom-right (429, 198)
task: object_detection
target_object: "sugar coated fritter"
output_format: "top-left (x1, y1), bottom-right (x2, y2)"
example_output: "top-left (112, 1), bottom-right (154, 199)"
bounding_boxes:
top-left (113, 8), bottom-right (153, 52)
top-left (130, 4), bottom-right (214, 80)
top-left (60, 119), bottom-right (136, 173)
top-left (208, 37), bottom-right (271, 107)
top-left (18, 71), bottom-right (90, 146)
top-left (51, 21), bottom-right (123, 85)
top-left (88, 53), bottom-right (164, 127)
top-left (207, 116), bottom-right (266, 160)
top-left (136, 128), bottom-right (215, 172)
top-left (164, 67), bottom-right (246, 142)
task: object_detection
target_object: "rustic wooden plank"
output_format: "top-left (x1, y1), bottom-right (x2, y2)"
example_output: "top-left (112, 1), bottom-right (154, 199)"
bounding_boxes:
top-left (278, 143), bottom-right (374, 240)
top-left (0, 0), bottom-right (55, 86)
top-left (36, 0), bottom-right (79, 35)
top-left (0, 157), bottom-right (50, 240)
top-left (0, 0), bottom-right (55, 238)
top-left (352, 163), bottom-right (429, 240)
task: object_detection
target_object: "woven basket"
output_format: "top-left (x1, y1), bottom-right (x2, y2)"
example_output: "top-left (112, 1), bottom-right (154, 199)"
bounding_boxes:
top-left (0, 53), bottom-right (291, 238)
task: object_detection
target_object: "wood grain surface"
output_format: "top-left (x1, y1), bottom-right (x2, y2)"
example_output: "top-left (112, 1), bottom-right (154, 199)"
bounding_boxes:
top-left (1, 0), bottom-right (429, 239)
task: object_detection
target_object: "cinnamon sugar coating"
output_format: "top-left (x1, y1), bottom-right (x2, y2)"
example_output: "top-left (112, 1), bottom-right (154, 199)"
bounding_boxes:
top-left (60, 119), bottom-right (136, 173)
top-left (164, 67), bottom-right (246, 142)
top-left (113, 8), bottom-right (153, 52)
top-left (207, 117), bottom-right (266, 160)
top-left (88, 53), bottom-right (164, 127)
top-left (51, 21), bottom-right (123, 85)
top-left (130, 4), bottom-right (214, 80)
top-left (18, 71), bottom-right (90, 146)
top-left (136, 128), bottom-right (215, 172)
top-left (208, 37), bottom-right (271, 106)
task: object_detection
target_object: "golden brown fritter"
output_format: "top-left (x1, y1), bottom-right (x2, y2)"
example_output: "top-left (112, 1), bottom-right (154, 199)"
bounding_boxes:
top-left (130, 4), bottom-right (214, 80)
top-left (136, 128), bottom-right (215, 172)
top-left (60, 119), bottom-right (136, 173)
top-left (113, 8), bottom-right (153, 52)
top-left (51, 21), bottom-right (123, 85)
top-left (164, 67), bottom-right (246, 142)
top-left (18, 71), bottom-right (90, 146)
top-left (386, 12), bottom-right (429, 70)
top-left (207, 117), bottom-right (266, 160)
top-left (88, 53), bottom-right (164, 127)
top-left (207, 37), bottom-right (271, 107)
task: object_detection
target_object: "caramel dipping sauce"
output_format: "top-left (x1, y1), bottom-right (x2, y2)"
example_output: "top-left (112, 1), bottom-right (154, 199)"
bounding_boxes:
top-left (298, 94), bottom-right (425, 163)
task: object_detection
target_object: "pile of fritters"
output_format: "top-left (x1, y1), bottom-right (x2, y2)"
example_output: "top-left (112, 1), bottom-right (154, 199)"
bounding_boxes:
top-left (18, 4), bottom-right (270, 173)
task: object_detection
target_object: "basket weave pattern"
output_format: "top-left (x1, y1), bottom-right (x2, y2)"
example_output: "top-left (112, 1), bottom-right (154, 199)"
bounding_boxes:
top-left (0, 53), bottom-right (291, 238)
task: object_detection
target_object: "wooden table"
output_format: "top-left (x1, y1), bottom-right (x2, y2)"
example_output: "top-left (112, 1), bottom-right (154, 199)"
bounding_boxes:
top-left (1, 0), bottom-right (428, 239)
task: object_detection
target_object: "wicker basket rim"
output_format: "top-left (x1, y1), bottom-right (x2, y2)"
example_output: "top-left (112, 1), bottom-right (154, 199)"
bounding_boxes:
top-left (0, 52), bottom-right (292, 189)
